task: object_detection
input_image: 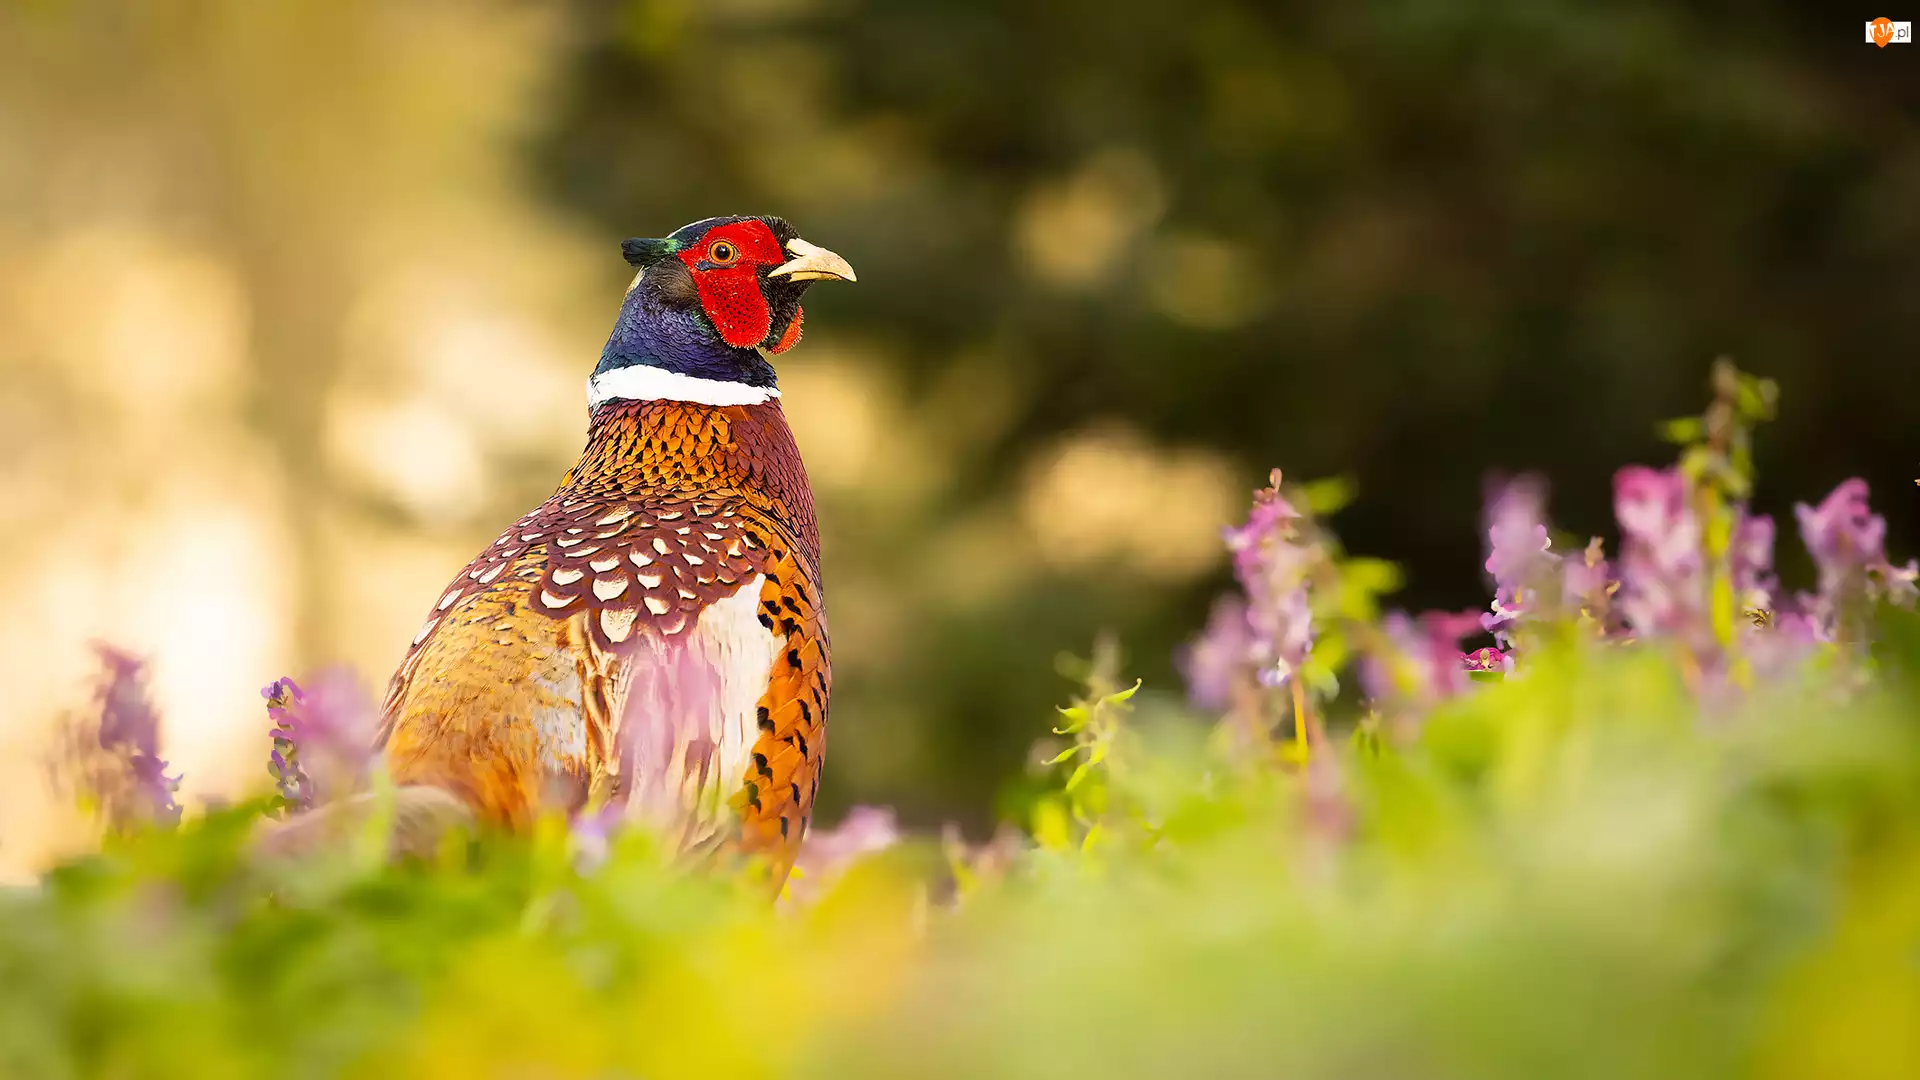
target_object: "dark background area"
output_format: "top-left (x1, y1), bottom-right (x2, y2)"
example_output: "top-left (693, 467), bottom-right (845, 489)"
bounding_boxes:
top-left (535, 1), bottom-right (1917, 826)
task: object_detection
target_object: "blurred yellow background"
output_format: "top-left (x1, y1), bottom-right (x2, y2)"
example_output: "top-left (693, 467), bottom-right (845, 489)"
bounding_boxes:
top-left (1, 4), bottom-right (576, 873)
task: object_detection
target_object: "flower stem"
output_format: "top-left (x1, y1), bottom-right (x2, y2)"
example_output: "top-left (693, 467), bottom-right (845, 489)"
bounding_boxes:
top-left (1291, 678), bottom-right (1310, 762)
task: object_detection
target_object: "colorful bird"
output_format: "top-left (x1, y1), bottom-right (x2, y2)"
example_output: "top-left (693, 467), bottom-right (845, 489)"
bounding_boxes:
top-left (373, 216), bottom-right (854, 881)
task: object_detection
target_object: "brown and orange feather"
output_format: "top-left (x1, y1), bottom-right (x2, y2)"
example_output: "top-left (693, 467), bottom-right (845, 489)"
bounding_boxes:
top-left (376, 398), bottom-right (828, 873)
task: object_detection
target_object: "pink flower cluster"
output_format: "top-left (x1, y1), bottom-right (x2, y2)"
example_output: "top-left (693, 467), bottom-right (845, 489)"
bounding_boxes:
top-left (87, 644), bottom-right (181, 828)
top-left (1180, 470), bottom-right (1317, 708)
top-left (1184, 465), bottom-right (1915, 716)
top-left (261, 668), bottom-right (378, 811)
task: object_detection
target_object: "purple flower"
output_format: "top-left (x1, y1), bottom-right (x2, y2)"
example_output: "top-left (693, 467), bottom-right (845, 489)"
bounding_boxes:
top-left (262, 668), bottom-right (377, 810)
top-left (88, 644), bottom-right (181, 827)
top-left (1794, 479), bottom-right (1919, 615)
top-left (797, 806), bottom-right (899, 872)
top-left (1223, 471), bottom-right (1302, 587)
top-left (1223, 469), bottom-right (1316, 690)
top-left (95, 645), bottom-right (160, 758)
top-left (1179, 595), bottom-right (1254, 712)
top-left (1796, 479), bottom-right (1883, 586)
top-left (1729, 511), bottom-right (1778, 615)
top-left (1769, 608), bottom-right (1828, 649)
top-left (1742, 606), bottom-right (1825, 679)
top-left (1367, 610), bottom-right (1485, 704)
top-left (1461, 646), bottom-right (1512, 674)
top-left (263, 677), bottom-right (310, 806)
top-left (1249, 567), bottom-right (1314, 689)
top-left (1179, 468), bottom-right (1328, 725)
top-left (1613, 466), bottom-right (1709, 643)
top-left (1562, 537), bottom-right (1618, 633)
top-left (1481, 476), bottom-right (1558, 650)
top-left (1722, 509), bottom-right (1818, 676)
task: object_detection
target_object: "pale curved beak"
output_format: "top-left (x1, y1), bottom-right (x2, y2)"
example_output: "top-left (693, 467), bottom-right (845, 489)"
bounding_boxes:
top-left (769, 237), bottom-right (857, 283)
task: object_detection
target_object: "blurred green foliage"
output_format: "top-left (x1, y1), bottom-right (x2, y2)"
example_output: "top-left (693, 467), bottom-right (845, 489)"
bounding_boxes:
top-left (5, 612), bottom-right (1918, 1078)
top-left (536, 0), bottom-right (1920, 825)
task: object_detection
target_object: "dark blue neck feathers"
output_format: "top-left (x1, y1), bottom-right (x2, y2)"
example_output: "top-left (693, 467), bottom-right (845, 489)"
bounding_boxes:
top-left (594, 281), bottom-right (777, 388)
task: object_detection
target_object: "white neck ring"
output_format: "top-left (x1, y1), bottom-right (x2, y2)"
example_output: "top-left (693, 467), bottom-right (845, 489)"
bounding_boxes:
top-left (586, 366), bottom-right (780, 408)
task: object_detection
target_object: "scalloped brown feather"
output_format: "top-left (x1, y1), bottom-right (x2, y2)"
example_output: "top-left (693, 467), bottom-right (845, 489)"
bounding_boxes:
top-left (376, 399), bottom-right (829, 880)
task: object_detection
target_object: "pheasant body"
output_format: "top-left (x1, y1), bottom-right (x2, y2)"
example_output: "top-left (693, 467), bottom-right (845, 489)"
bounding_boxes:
top-left (373, 216), bottom-right (852, 878)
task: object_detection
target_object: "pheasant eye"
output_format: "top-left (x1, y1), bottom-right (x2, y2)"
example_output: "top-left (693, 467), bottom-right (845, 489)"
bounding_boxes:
top-left (707, 240), bottom-right (738, 265)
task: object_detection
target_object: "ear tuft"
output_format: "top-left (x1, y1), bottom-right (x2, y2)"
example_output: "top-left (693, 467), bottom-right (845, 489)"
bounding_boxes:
top-left (622, 237), bottom-right (675, 267)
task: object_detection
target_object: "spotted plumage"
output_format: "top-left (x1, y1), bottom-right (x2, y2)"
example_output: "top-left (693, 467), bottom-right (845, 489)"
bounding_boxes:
top-left (373, 217), bottom-right (854, 881)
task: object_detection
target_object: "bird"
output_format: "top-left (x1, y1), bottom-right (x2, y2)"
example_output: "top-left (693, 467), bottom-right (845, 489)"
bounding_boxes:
top-left (368, 216), bottom-right (854, 882)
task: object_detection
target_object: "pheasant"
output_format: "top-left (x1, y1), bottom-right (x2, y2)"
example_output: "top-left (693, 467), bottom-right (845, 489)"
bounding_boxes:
top-left (371, 216), bottom-right (854, 881)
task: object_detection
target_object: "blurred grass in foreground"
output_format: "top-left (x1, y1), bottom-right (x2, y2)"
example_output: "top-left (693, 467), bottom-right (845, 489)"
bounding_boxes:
top-left (4, 631), bottom-right (1917, 1079)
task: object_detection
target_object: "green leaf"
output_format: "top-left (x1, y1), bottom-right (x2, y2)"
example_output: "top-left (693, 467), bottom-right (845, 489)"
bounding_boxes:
top-left (1306, 638), bottom-right (1348, 685)
top-left (1030, 796), bottom-right (1072, 850)
top-left (1735, 377), bottom-right (1778, 421)
top-left (1080, 822), bottom-right (1104, 853)
top-left (1341, 557), bottom-right (1405, 601)
top-left (1869, 602), bottom-right (1920, 698)
top-left (1299, 475), bottom-right (1356, 516)
top-left (1661, 417), bottom-right (1705, 444)
top-left (1305, 664), bottom-right (1341, 699)
top-left (1064, 762), bottom-right (1093, 793)
top-left (1710, 574), bottom-right (1735, 648)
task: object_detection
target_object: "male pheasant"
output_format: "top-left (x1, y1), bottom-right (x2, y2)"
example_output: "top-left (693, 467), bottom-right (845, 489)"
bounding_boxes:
top-left (373, 216), bottom-right (853, 881)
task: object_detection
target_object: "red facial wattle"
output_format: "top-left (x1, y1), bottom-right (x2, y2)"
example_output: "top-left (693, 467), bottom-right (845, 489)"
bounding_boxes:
top-left (677, 220), bottom-right (786, 349)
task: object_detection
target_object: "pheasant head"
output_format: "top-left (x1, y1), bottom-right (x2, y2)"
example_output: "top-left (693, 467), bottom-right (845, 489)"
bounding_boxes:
top-left (592, 216), bottom-right (856, 407)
